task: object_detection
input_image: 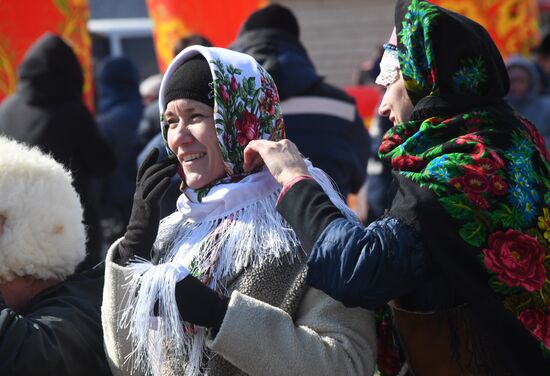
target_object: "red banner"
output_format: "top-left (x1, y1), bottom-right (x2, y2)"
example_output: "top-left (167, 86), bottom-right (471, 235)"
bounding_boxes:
top-left (0, 0), bottom-right (93, 110)
top-left (431, 0), bottom-right (540, 58)
top-left (146, 0), bottom-right (267, 72)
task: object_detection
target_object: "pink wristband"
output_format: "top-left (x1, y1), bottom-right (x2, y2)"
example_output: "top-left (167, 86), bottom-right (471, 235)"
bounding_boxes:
top-left (277, 175), bottom-right (314, 203)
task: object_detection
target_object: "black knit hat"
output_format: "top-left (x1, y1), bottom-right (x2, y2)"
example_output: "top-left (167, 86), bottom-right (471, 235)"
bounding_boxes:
top-left (242, 4), bottom-right (299, 38)
top-left (163, 54), bottom-right (214, 109)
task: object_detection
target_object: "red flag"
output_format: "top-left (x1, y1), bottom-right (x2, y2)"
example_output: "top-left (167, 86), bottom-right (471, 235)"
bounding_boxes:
top-left (430, 0), bottom-right (540, 58)
top-left (146, 0), bottom-right (267, 72)
top-left (0, 0), bottom-right (94, 111)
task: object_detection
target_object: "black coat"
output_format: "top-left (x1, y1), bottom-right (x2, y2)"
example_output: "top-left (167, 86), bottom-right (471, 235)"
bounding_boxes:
top-left (0, 267), bottom-right (111, 376)
top-left (0, 33), bottom-right (116, 268)
top-left (231, 30), bottom-right (370, 197)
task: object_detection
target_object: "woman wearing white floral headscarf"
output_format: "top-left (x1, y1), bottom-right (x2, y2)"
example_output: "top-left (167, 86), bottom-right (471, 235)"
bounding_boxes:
top-left (101, 46), bottom-right (376, 376)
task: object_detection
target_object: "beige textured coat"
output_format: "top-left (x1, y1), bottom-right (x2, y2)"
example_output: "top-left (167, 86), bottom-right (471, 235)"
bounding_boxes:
top-left (102, 243), bottom-right (377, 376)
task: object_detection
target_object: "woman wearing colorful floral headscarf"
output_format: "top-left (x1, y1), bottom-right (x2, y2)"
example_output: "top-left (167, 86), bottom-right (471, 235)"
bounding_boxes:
top-left (245, 0), bottom-right (549, 374)
top-left (101, 46), bottom-right (376, 376)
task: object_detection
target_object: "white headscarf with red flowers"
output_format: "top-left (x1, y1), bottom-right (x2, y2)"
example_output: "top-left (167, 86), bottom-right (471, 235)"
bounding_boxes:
top-left (159, 45), bottom-right (285, 196)
top-left (123, 46), bottom-right (361, 376)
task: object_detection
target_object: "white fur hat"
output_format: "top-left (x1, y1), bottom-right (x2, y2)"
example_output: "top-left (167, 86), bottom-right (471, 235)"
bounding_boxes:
top-left (0, 136), bottom-right (86, 281)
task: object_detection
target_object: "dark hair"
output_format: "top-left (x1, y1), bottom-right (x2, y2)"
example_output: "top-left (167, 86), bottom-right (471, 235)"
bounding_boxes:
top-left (173, 34), bottom-right (213, 57)
top-left (241, 4), bottom-right (299, 39)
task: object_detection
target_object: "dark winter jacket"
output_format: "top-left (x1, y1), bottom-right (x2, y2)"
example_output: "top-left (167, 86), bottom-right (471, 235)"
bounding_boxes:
top-left (0, 33), bottom-right (116, 269)
top-left (231, 29), bottom-right (370, 197)
top-left (96, 57), bottom-right (143, 227)
top-left (277, 178), bottom-right (433, 310)
top-left (277, 177), bottom-right (548, 375)
top-left (138, 101), bottom-right (161, 148)
top-left (0, 267), bottom-right (111, 376)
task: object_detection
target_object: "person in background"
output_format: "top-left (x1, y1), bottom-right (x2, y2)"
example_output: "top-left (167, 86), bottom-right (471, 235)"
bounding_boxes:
top-left (243, 0), bottom-right (550, 374)
top-left (506, 56), bottom-right (550, 147)
top-left (231, 4), bottom-right (370, 199)
top-left (96, 56), bottom-right (143, 245)
top-left (360, 114), bottom-right (394, 224)
top-left (534, 31), bottom-right (550, 95)
top-left (354, 46), bottom-right (395, 224)
top-left (356, 46), bottom-right (384, 86)
top-left (0, 136), bottom-right (110, 376)
top-left (138, 73), bottom-right (163, 148)
top-left (173, 33), bottom-right (213, 57)
top-left (0, 33), bottom-right (116, 271)
top-left (102, 46), bottom-right (375, 376)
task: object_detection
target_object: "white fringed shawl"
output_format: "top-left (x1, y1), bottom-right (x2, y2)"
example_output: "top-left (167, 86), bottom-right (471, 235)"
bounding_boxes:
top-left (121, 163), bottom-right (359, 376)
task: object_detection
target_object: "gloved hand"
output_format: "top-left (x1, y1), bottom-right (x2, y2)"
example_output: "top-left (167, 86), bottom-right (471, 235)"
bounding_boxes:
top-left (175, 275), bottom-right (229, 334)
top-left (117, 148), bottom-right (178, 264)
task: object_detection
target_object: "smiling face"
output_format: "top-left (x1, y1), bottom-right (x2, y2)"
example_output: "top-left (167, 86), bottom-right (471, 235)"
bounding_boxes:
top-left (378, 71), bottom-right (414, 125)
top-left (165, 98), bottom-right (226, 189)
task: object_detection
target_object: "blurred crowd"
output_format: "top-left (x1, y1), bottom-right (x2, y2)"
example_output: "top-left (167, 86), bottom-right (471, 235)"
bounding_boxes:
top-left (0, 1), bottom-right (549, 375)
top-left (4, 8), bottom-right (550, 260)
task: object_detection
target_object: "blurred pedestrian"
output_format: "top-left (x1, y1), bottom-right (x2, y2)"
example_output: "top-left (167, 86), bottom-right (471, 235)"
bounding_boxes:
top-left (0, 136), bottom-right (110, 376)
top-left (354, 46), bottom-right (395, 224)
top-left (173, 33), bottom-right (212, 57)
top-left (137, 73), bottom-right (163, 147)
top-left (243, 0), bottom-right (550, 374)
top-left (356, 46), bottom-right (384, 86)
top-left (360, 114), bottom-right (394, 224)
top-left (0, 33), bottom-right (116, 271)
top-left (506, 55), bottom-right (550, 147)
top-left (231, 4), bottom-right (370, 198)
top-left (96, 56), bottom-right (143, 245)
top-left (534, 31), bottom-right (550, 95)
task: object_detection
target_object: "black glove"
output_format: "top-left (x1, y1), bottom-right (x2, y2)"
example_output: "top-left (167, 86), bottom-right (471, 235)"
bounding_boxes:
top-left (117, 148), bottom-right (178, 264)
top-left (175, 275), bottom-right (229, 334)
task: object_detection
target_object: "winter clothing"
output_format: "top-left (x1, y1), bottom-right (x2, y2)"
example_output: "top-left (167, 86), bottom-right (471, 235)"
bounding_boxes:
top-left (118, 148), bottom-right (178, 264)
top-left (240, 4), bottom-right (300, 38)
top-left (0, 33), bottom-right (116, 270)
top-left (506, 56), bottom-right (550, 146)
top-left (137, 134), bottom-right (181, 218)
top-left (102, 242), bottom-right (375, 376)
top-left (277, 0), bottom-right (550, 374)
top-left (0, 136), bottom-right (110, 375)
top-left (137, 72), bottom-right (163, 148)
top-left (96, 57), bottom-right (144, 241)
top-left (138, 102), bottom-right (162, 147)
top-left (231, 5), bottom-right (370, 197)
top-left (139, 74), bottom-right (162, 99)
top-left (0, 136), bottom-right (86, 280)
top-left (102, 46), bottom-right (376, 376)
top-left (0, 267), bottom-right (111, 376)
top-left (164, 55), bottom-right (214, 109)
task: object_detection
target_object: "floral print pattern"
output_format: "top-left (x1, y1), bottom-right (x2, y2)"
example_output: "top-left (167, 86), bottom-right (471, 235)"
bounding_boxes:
top-left (398, 0), bottom-right (439, 101)
top-left (211, 58), bottom-right (284, 176)
top-left (377, 0), bottom-right (550, 370)
top-left (452, 57), bottom-right (488, 95)
top-left (380, 109), bottom-right (550, 358)
top-left (164, 51), bottom-right (285, 202)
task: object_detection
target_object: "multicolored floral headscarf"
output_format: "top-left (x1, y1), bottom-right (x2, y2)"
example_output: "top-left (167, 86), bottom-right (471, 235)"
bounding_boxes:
top-left (378, 0), bottom-right (549, 373)
top-left (158, 46), bottom-right (285, 200)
